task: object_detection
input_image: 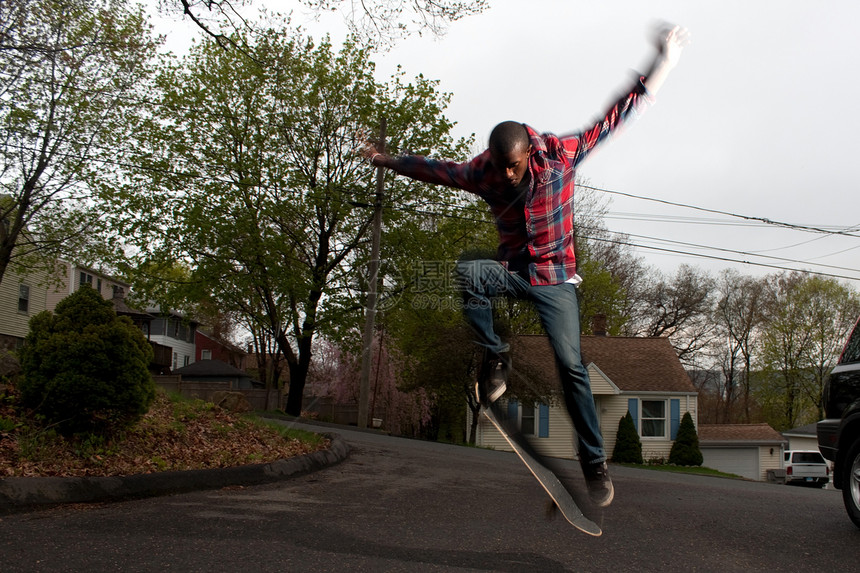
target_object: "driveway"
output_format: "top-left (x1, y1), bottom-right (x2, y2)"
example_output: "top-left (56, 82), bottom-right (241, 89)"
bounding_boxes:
top-left (0, 420), bottom-right (855, 572)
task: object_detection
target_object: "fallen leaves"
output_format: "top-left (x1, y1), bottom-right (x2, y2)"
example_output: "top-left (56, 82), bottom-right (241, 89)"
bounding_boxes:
top-left (0, 391), bottom-right (328, 478)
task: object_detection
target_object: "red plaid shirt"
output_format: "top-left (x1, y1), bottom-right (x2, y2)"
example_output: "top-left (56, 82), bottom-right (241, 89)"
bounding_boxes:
top-left (390, 77), bottom-right (653, 286)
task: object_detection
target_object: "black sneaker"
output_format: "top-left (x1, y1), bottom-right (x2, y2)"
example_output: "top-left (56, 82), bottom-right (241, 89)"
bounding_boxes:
top-left (582, 461), bottom-right (614, 507)
top-left (475, 351), bottom-right (509, 406)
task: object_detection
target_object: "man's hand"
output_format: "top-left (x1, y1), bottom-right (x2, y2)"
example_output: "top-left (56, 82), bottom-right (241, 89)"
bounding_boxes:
top-left (356, 132), bottom-right (388, 167)
top-left (656, 24), bottom-right (691, 70)
top-left (643, 23), bottom-right (690, 95)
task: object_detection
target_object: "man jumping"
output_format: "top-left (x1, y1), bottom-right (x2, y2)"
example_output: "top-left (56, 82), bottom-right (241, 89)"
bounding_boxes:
top-left (362, 25), bottom-right (689, 507)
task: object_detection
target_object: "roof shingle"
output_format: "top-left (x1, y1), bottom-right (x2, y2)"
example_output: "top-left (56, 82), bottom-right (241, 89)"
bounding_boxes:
top-left (510, 334), bottom-right (696, 393)
top-left (698, 423), bottom-right (786, 443)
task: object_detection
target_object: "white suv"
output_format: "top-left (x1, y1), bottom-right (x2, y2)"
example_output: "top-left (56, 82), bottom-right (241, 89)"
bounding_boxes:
top-left (783, 450), bottom-right (829, 487)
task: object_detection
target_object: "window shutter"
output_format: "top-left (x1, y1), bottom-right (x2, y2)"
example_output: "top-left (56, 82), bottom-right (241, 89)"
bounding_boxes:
top-left (628, 398), bottom-right (639, 432)
top-left (507, 400), bottom-right (519, 422)
top-left (670, 399), bottom-right (681, 440)
top-left (538, 404), bottom-right (550, 438)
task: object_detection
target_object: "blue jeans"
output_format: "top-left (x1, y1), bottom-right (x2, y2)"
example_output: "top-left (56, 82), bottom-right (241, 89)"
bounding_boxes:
top-left (456, 259), bottom-right (606, 465)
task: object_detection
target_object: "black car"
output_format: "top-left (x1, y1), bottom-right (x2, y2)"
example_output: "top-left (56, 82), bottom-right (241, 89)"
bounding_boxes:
top-left (818, 316), bottom-right (860, 528)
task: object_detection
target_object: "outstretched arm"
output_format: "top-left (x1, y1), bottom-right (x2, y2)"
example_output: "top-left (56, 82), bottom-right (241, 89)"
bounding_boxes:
top-left (643, 25), bottom-right (690, 96)
top-left (356, 137), bottom-right (486, 193)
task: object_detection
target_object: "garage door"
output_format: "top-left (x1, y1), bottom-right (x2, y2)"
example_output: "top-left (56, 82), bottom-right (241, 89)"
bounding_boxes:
top-left (701, 447), bottom-right (759, 480)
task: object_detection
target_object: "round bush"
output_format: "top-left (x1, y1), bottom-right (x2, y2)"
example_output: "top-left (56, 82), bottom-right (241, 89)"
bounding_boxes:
top-left (612, 411), bottom-right (644, 464)
top-left (668, 412), bottom-right (703, 466)
top-left (18, 286), bottom-right (155, 435)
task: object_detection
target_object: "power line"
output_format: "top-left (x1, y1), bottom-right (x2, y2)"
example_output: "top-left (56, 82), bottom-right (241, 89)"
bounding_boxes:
top-left (581, 183), bottom-right (860, 238)
top-left (615, 229), bottom-right (860, 276)
top-left (583, 233), bottom-right (860, 282)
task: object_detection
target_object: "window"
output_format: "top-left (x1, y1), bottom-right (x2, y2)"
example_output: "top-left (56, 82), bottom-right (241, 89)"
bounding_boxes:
top-left (183, 355), bottom-right (190, 367)
top-left (840, 320), bottom-right (860, 364)
top-left (79, 272), bottom-right (93, 289)
top-left (792, 451), bottom-right (826, 464)
top-left (506, 401), bottom-right (549, 438)
top-left (521, 404), bottom-right (536, 436)
top-left (18, 284), bottom-right (30, 313)
top-left (201, 349), bottom-right (212, 360)
top-left (641, 400), bottom-right (667, 437)
top-left (628, 398), bottom-right (681, 440)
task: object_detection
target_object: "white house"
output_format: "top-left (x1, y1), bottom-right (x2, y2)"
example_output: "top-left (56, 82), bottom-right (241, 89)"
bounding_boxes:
top-left (145, 307), bottom-right (198, 371)
top-left (0, 266), bottom-right (49, 352)
top-left (1, 261), bottom-right (129, 352)
top-left (469, 334), bottom-right (699, 462)
top-left (781, 422), bottom-right (820, 452)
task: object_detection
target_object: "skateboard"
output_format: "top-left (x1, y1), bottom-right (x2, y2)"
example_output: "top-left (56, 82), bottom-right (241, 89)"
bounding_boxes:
top-left (483, 401), bottom-right (602, 537)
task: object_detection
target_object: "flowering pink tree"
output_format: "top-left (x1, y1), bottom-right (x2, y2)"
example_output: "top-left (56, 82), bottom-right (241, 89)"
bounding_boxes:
top-left (307, 336), bottom-right (433, 437)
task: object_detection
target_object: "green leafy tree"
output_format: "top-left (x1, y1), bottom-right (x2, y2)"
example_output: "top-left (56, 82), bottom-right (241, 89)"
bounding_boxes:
top-left (107, 21), bottom-right (471, 416)
top-left (612, 412), bottom-right (643, 464)
top-left (668, 412), bottom-right (703, 466)
top-left (758, 271), bottom-right (860, 428)
top-left (18, 286), bottom-right (155, 435)
top-left (0, 0), bottom-right (160, 287)
top-left (574, 181), bottom-right (645, 336)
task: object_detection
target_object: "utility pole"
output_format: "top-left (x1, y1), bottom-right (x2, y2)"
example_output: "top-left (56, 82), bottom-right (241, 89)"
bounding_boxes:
top-left (357, 118), bottom-right (386, 429)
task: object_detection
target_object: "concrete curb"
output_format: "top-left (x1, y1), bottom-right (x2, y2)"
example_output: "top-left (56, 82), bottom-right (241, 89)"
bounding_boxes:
top-left (0, 433), bottom-right (348, 513)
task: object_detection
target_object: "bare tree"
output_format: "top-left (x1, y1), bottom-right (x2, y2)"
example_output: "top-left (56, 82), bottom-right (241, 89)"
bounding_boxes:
top-left (627, 264), bottom-right (716, 365)
top-left (712, 269), bottom-right (766, 422)
top-left (162, 0), bottom-right (488, 49)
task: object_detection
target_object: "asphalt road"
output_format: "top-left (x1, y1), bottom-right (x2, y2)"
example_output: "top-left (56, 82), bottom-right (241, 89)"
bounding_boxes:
top-left (0, 420), bottom-right (857, 572)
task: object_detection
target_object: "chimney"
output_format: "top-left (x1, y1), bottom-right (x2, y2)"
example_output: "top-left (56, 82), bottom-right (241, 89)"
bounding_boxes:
top-left (592, 313), bottom-right (607, 336)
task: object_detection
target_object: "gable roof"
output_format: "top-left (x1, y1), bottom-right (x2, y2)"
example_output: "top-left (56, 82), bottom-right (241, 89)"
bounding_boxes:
top-left (698, 423), bottom-right (787, 445)
top-left (782, 422), bottom-right (818, 437)
top-left (511, 334), bottom-right (697, 394)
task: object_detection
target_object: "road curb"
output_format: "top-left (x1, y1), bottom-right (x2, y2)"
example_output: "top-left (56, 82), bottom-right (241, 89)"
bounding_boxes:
top-left (0, 433), bottom-right (348, 513)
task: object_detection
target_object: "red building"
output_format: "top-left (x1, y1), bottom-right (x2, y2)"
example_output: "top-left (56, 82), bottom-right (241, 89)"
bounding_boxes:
top-left (194, 330), bottom-right (246, 369)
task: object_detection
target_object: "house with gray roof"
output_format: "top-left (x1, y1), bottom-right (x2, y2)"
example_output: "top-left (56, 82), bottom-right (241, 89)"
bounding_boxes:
top-left (781, 422), bottom-right (820, 452)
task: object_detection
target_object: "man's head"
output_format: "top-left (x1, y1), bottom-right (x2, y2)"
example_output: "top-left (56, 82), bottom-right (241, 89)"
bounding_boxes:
top-left (489, 121), bottom-right (531, 187)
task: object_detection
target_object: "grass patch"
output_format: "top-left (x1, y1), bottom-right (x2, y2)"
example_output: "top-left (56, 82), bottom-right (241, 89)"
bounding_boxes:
top-left (249, 417), bottom-right (329, 449)
top-left (616, 462), bottom-right (743, 479)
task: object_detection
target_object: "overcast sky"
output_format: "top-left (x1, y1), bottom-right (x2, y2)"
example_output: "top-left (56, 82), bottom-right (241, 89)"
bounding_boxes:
top-left (154, 0), bottom-right (860, 284)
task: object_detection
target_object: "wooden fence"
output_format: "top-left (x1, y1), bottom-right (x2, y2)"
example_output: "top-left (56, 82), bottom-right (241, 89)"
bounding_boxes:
top-left (301, 395), bottom-right (386, 427)
top-left (153, 375), bottom-right (281, 411)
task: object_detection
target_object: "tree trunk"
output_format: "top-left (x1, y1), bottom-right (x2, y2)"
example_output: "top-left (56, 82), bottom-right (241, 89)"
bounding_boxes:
top-left (284, 361), bottom-right (307, 416)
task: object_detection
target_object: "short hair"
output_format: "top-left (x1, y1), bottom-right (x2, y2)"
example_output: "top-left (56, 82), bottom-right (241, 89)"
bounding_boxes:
top-left (489, 121), bottom-right (529, 155)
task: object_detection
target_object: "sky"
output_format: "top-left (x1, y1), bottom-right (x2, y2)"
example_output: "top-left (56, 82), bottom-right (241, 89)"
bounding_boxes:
top-left (151, 0), bottom-right (860, 284)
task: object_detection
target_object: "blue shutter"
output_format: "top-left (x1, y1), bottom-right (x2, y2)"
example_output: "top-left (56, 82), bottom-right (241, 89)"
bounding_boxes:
top-left (670, 399), bottom-right (681, 440)
top-left (507, 400), bottom-right (519, 422)
top-left (628, 398), bottom-right (639, 432)
top-left (538, 404), bottom-right (550, 438)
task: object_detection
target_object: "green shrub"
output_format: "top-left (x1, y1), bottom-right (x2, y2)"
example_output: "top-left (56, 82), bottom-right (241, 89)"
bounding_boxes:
top-left (612, 411), bottom-right (643, 464)
top-left (18, 286), bottom-right (155, 435)
top-left (668, 412), bottom-right (703, 466)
